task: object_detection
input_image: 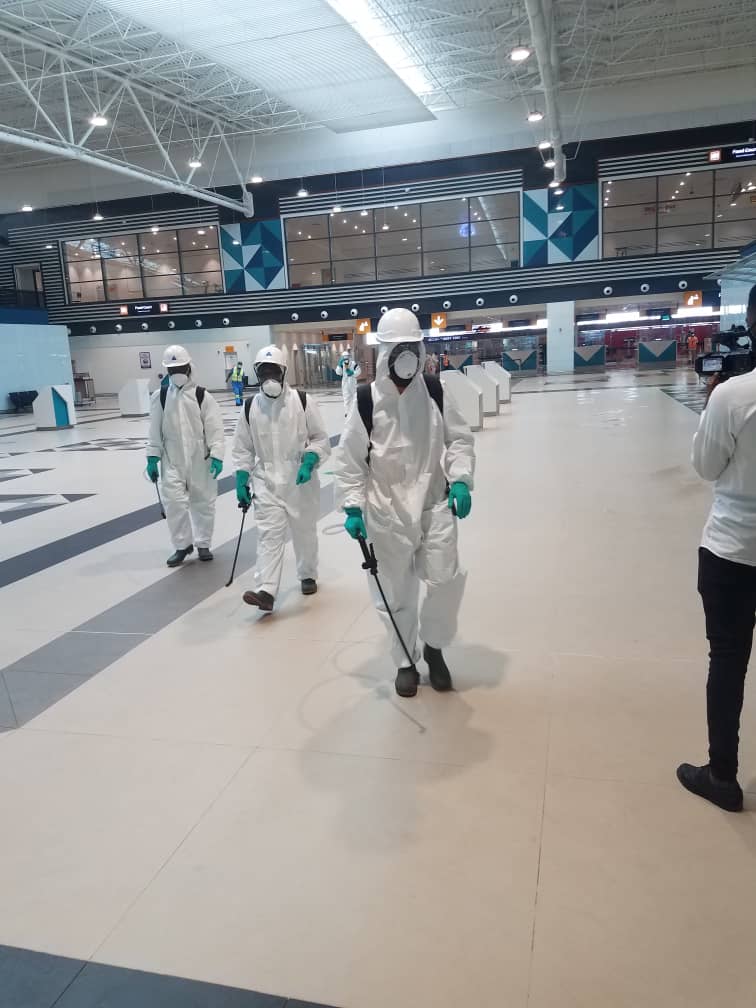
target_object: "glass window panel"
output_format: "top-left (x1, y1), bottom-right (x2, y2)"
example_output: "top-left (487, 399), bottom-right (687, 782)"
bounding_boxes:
top-left (143, 273), bottom-right (185, 298)
top-left (138, 230), bottom-right (179, 255)
top-left (657, 224), bottom-right (713, 253)
top-left (99, 234), bottom-right (139, 258)
top-left (377, 253), bottom-right (421, 280)
top-left (715, 194), bottom-right (756, 222)
top-left (469, 193), bottom-right (518, 220)
top-left (658, 196), bottom-right (712, 227)
top-left (102, 256), bottom-right (140, 281)
top-left (330, 210), bottom-right (374, 237)
top-left (470, 218), bottom-right (519, 247)
top-left (422, 223), bottom-right (469, 251)
top-left (470, 244), bottom-right (519, 271)
top-left (376, 228), bottom-right (421, 257)
top-left (67, 257), bottom-right (103, 285)
top-left (715, 220), bottom-right (756, 248)
top-left (603, 204), bottom-right (657, 232)
top-left (602, 177), bottom-right (656, 205)
top-left (287, 237), bottom-right (330, 263)
top-left (658, 171), bottom-right (712, 201)
top-left (330, 235), bottom-right (374, 261)
top-left (289, 263), bottom-right (332, 287)
top-left (331, 259), bottom-right (376, 284)
top-left (64, 238), bottom-right (102, 260)
top-left (715, 166), bottom-right (756, 195)
top-left (284, 215), bottom-right (329, 242)
top-left (176, 226), bottom-right (217, 252)
top-left (423, 248), bottom-right (469, 275)
top-left (103, 274), bottom-right (143, 300)
top-left (421, 198), bottom-right (469, 227)
top-left (140, 252), bottom-right (181, 277)
top-left (181, 271), bottom-right (224, 295)
top-left (68, 280), bottom-right (106, 302)
top-left (377, 204), bottom-right (420, 231)
top-left (602, 230), bottom-right (657, 257)
top-left (180, 249), bottom-right (221, 274)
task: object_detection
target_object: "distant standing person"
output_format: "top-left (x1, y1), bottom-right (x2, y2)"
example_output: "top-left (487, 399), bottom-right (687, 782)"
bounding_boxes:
top-left (230, 360), bottom-right (245, 406)
top-left (335, 351), bottom-right (361, 417)
top-left (687, 331), bottom-right (699, 366)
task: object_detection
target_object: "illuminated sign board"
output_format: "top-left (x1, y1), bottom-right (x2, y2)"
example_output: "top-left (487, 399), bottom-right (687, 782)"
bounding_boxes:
top-left (709, 144), bottom-right (756, 164)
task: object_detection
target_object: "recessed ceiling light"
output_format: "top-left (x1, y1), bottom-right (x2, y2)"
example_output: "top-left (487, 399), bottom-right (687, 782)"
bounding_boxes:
top-left (686, 171), bottom-right (691, 176)
top-left (297, 231), bottom-right (302, 236)
top-left (360, 209), bottom-right (368, 216)
top-left (555, 187), bottom-right (564, 195)
top-left (307, 234), bottom-right (312, 239)
top-left (510, 45), bottom-right (531, 62)
top-left (556, 203), bottom-right (565, 211)
top-left (402, 236), bottom-right (408, 241)
top-left (382, 224), bottom-right (389, 230)
top-left (297, 187), bottom-right (309, 198)
top-left (538, 140), bottom-right (552, 151)
top-left (548, 180), bottom-right (559, 189)
top-left (730, 200), bottom-right (737, 207)
top-left (188, 158), bottom-right (202, 169)
top-left (197, 229), bottom-right (205, 235)
top-left (45, 243), bottom-right (52, 249)
top-left (354, 225), bottom-right (359, 230)
top-left (412, 218), bottom-right (417, 223)
top-left (89, 114), bottom-right (108, 127)
top-left (333, 204), bottom-right (342, 213)
top-left (232, 239), bottom-right (240, 245)
top-left (544, 158), bottom-right (556, 169)
top-left (679, 180), bottom-right (685, 186)
top-left (250, 175), bottom-right (263, 184)
top-left (527, 110), bottom-right (544, 123)
top-left (21, 204), bottom-right (33, 212)
top-left (151, 226), bottom-right (159, 234)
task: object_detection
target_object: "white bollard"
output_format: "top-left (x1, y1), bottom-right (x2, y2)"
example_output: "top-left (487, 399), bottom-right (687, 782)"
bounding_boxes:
top-left (119, 379), bottom-right (152, 417)
top-left (464, 365), bottom-right (500, 416)
top-left (33, 384), bottom-right (77, 430)
top-left (482, 360), bottom-right (512, 403)
top-left (440, 371), bottom-right (483, 431)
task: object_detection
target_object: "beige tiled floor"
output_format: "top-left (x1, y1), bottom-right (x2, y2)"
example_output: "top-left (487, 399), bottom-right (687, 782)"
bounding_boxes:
top-left (2, 383), bottom-right (756, 1007)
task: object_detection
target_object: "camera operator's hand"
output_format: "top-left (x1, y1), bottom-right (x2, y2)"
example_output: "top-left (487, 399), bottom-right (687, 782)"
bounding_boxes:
top-left (706, 373), bottom-right (722, 404)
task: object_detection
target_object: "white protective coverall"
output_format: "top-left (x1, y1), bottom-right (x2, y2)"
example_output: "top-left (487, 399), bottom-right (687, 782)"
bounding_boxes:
top-left (147, 379), bottom-right (225, 550)
top-left (335, 338), bottom-right (475, 666)
top-left (335, 355), bottom-right (362, 416)
top-left (232, 382), bottom-right (331, 598)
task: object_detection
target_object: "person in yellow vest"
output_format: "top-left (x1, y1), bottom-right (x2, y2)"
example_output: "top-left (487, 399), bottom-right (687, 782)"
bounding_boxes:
top-left (230, 361), bottom-right (245, 405)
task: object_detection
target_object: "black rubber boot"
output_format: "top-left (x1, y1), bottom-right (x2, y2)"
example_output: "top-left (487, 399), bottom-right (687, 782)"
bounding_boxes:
top-left (167, 545), bottom-right (194, 567)
top-left (424, 644), bottom-right (453, 692)
top-left (301, 578), bottom-right (318, 595)
top-left (395, 665), bottom-right (420, 698)
top-left (197, 547), bottom-right (213, 561)
top-left (676, 763), bottom-right (743, 812)
top-left (242, 589), bottom-right (275, 612)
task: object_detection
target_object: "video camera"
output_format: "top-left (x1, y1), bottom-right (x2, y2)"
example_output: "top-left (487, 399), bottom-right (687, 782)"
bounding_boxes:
top-left (695, 326), bottom-right (754, 381)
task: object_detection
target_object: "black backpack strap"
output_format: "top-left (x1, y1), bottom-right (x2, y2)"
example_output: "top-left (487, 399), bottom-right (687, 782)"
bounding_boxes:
top-left (244, 395), bottom-right (255, 424)
top-left (357, 383), bottom-right (373, 438)
top-left (423, 373), bottom-right (444, 415)
top-left (160, 385), bottom-right (167, 410)
top-left (195, 386), bottom-right (205, 408)
top-left (298, 389), bottom-right (307, 411)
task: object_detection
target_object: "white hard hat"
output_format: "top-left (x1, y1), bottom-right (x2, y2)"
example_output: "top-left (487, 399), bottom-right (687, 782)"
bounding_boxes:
top-left (254, 344), bottom-right (285, 369)
top-left (376, 307), bottom-right (422, 344)
top-left (162, 344), bottom-right (191, 368)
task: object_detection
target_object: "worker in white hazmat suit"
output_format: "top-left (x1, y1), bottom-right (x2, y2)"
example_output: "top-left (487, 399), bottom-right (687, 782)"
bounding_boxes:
top-left (146, 344), bottom-right (225, 567)
top-left (335, 308), bottom-right (475, 697)
top-left (232, 345), bottom-right (331, 612)
top-left (335, 351), bottom-right (362, 416)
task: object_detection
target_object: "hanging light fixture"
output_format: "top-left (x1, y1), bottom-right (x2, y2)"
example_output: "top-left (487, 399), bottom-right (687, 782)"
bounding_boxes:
top-left (250, 175), bottom-right (263, 184)
top-left (527, 110), bottom-right (544, 123)
top-left (93, 212), bottom-right (104, 221)
top-left (548, 180), bottom-right (559, 189)
top-left (297, 187), bottom-right (309, 198)
top-left (89, 114), bottom-right (108, 127)
top-left (510, 44), bottom-right (531, 62)
top-left (538, 140), bottom-right (552, 151)
top-left (544, 158), bottom-right (556, 169)
top-left (20, 204), bottom-right (33, 212)
top-left (188, 157), bottom-right (202, 169)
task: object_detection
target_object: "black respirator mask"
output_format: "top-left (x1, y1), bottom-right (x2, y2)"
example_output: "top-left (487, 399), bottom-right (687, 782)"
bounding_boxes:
top-left (256, 362), bottom-right (285, 399)
top-left (388, 342), bottom-right (421, 387)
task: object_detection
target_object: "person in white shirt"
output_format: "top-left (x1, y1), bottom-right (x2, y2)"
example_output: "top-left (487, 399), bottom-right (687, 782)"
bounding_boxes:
top-left (678, 284), bottom-right (756, 812)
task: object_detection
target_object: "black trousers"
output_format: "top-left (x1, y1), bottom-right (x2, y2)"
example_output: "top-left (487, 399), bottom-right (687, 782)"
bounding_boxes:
top-left (699, 547), bottom-right (756, 781)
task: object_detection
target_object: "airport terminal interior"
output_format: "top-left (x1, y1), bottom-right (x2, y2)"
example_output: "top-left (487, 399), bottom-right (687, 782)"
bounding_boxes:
top-left (1, 2), bottom-right (756, 1006)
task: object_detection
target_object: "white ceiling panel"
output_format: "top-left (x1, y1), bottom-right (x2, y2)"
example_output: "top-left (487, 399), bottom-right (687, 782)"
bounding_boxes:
top-left (98, 0), bottom-right (435, 132)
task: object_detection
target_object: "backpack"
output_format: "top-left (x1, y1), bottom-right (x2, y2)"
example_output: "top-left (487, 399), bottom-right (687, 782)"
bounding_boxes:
top-left (357, 373), bottom-right (443, 438)
top-left (244, 388), bottom-right (307, 423)
top-left (160, 385), bottom-right (205, 409)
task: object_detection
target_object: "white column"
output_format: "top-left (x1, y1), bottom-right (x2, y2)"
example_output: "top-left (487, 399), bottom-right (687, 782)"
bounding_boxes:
top-left (547, 300), bottom-right (575, 374)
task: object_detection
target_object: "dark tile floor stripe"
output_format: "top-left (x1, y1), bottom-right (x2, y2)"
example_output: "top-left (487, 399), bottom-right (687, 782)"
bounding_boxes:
top-left (1, 484), bottom-right (335, 726)
top-left (0, 945), bottom-right (339, 1008)
top-left (0, 436), bottom-right (340, 590)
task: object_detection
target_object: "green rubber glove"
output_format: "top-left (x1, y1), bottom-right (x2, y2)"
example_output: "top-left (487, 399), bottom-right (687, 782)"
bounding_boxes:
top-left (235, 470), bottom-right (252, 507)
top-left (296, 450), bottom-right (319, 485)
top-left (344, 506), bottom-right (367, 540)
top-left (346, 368), bottom-right (354, 377)
top-left (448, 481), bottom-right (471, 519)
top-left (146, 456), bottom-right (160, 483)
top-left (209, 457), bottom-right (223, 480)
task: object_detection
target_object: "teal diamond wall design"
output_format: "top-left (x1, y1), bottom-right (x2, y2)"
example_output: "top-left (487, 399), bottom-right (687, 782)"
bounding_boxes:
top-left (221, 221), bottom-right (285, 292)
top-left (522, 183), bottom-right (598, 267)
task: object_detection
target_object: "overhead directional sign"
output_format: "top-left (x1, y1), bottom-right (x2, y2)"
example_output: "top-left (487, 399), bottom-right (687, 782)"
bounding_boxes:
top-left (684, 290), bottom-right (703, 308)
top-left (431, 312), bottom-right (447, 330)
top-left (355, 318), bottom-right (372, 335)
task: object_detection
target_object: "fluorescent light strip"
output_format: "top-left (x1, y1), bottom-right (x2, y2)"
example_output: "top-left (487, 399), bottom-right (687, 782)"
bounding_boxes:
top-left (326, 0), bottom-right (434, 97)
